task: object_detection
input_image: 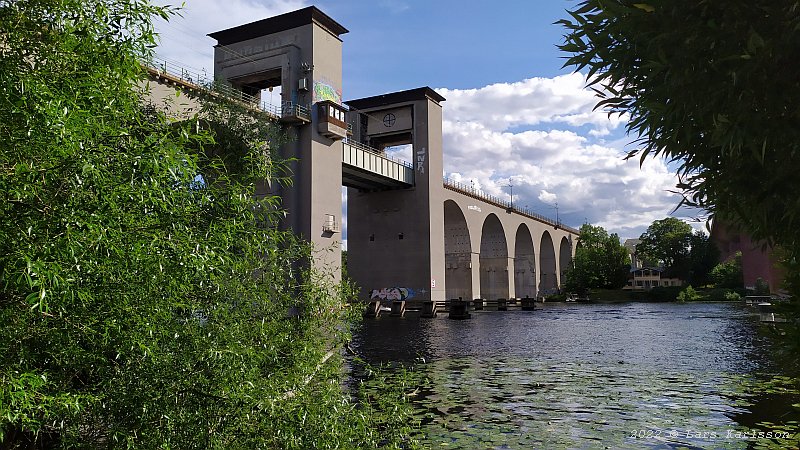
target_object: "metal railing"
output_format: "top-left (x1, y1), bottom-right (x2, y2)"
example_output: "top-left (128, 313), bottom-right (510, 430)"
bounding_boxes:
top-left (342, 139), bottom-right (414, 186)
top-left (145, 55), bottom-right (309, 121)
top-left (342, 138), bottom-right (413, 169)
top-left (443, 178), bottom-right (579, 234)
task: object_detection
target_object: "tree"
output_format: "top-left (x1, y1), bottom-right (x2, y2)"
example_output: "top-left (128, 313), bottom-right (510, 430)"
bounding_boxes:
top-left (558, 1), bottom-right (800, 252)
top-left (564, 224), bottom-right (629, 293)
top-left (0, 1), bottom-right (415, 447)
top-left (710, 252), bottom-right (744, 289)
top-left (636, 218), bottom-right (693, 278)
top-left (636, 218), bottom-right (717, 283)
top-left (687, 230), bottom-right (719, 287)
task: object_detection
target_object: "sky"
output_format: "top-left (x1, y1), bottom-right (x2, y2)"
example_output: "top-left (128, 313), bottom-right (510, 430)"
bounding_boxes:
top-left (153, 0), bottom-right (701, 242)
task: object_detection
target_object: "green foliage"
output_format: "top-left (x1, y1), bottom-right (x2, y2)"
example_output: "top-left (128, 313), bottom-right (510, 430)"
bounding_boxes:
top-left (558, 1), bottom-right (800, 251)
top-left (0, 0), bottom-right (416, 447)
top-left (634, 219), bottom-right (717, 285)
top-left (710, 251), bottom-right (744, 289)
top-left (677, 286), bottom-right (701, 303)
top-left (559, 0), bottom-right (800, 347)
top-left (635, 218), bottom-right (693, 277)
top-left (564, 224), bottom-right (629, 294)
top-left (687, 230), bottom-right (720, 286)
top-left (725, 290), bottom-right (742, 301)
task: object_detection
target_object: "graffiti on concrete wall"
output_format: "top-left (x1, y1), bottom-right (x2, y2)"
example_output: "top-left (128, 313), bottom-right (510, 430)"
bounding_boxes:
top-left (416, 147), bottom-right (426, 174)
top-left (369, 287), bottom-right (416, 301)
top-left (313, 79), bottom-right (342, 104)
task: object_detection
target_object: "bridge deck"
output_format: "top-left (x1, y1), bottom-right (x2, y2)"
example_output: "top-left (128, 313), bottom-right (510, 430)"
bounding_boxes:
top-left (341, 140), bottom-right (414, 190)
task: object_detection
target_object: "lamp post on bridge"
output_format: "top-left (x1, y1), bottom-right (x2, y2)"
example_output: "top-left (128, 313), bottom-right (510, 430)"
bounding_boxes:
top-left (545, 201), bottom-right (560, 228)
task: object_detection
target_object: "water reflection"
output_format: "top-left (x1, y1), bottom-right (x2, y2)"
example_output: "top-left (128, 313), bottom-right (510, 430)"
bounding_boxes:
top-left (352, 302), bottom-right (799, 449)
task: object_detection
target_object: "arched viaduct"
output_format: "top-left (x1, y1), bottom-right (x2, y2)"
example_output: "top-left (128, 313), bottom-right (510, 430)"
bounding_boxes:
top-left (144, 6), bottom-right (580, 303)
top-left (442, 189), bottom-right (576, 302)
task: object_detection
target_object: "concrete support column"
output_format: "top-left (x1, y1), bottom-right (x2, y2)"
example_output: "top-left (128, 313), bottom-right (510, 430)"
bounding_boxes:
top-left (506, 256), bottom-right (516, 299)
top-left (470, 252), bottom-right (481, 301)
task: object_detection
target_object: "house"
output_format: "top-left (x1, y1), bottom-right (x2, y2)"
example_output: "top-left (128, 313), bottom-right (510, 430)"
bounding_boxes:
top-left (624, 267), bottom-right (683, 290)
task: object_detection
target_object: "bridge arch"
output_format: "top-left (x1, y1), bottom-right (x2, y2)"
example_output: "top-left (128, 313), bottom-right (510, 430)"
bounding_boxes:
top-left (559, 236), bottom-right (573, 282)
top-left (514, 224), bottom-right (537, 298)
top-left (479, 213), bottom-right (510, 300)
top-left (444, 200), bottom-right (473, 300)
top-left (539, 231), bottom-right (558, 295)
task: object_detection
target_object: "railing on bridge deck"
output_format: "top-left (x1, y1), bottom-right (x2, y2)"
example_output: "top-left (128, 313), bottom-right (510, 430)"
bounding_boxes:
top-left (342, 139), bottom-right (414, 188)
top-left (144, 56), bottom-right (310, 122)
top-left (443, 178), bottom-right (579, 234)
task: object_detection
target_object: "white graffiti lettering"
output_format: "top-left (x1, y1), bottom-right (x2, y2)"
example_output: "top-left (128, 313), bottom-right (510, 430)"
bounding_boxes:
top-left (416, 147), bottom-right (426, 174)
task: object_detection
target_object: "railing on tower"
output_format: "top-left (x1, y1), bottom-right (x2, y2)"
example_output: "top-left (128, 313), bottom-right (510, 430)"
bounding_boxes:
top-left (144, 55), bottom-right (310, 122)
top-left (443, 178), bottom-right (579, 234)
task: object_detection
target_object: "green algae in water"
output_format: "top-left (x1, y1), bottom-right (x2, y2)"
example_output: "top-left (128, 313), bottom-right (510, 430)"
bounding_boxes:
top-left (407, 357), bottom-right (800, 449)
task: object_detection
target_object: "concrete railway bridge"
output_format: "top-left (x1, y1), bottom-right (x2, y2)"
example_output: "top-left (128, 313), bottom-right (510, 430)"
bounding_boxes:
top-left (145, 6), bottom-right (579, 304)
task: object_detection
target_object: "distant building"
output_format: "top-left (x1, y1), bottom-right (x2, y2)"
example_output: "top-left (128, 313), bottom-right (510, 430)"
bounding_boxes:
top-left (623, 238), bottom-right (643, 269)
top-left (710, 218), bottom-right (785, 293)
top-left (624, 267), bottom-right (683, 290)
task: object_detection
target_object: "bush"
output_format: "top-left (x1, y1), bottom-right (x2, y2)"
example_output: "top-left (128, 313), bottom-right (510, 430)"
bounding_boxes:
top-left (677, 286), bottom-right (702, 302)
top-left (753, 277), bottom-right (771, 295)
top-left (725, 291), bottom-right (742, 301)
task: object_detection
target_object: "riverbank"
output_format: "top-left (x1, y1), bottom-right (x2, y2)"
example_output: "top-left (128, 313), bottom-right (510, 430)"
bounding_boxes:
top-left (588, 286), bottom-right (747, 303)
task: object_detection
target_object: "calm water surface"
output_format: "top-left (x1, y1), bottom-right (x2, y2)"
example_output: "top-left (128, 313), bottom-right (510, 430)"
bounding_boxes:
top-left (353, 302), bottom-right (799, 449)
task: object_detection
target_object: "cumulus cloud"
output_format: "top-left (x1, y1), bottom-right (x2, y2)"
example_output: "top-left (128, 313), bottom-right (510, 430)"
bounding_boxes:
top-left (437, 73), bottom-right (628, 136)
top-left (438, 74), bottom-right (686, 240)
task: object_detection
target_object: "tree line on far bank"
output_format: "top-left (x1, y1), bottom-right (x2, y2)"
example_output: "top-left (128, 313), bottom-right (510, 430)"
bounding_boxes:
top-left (563, 217), bottom-right (742, 296)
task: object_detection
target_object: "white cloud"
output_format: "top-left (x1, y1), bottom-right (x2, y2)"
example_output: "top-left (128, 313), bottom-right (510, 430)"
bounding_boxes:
top-left (437, 73), bottom-right (628, 136)
top-left (152, 0), bottom-right (308, 74)
top-left (438, 74), bottom-right (688, 240)
top-left (538, 190), bottom-right (557, 204)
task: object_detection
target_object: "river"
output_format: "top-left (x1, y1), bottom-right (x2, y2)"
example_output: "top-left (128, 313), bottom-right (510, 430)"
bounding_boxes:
top-left (352, 301), bottom-right (799, 449)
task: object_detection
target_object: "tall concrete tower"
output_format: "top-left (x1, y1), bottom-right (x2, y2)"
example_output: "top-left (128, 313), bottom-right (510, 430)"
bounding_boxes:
top-left (208, 7), bottom-right (348, 282)
top-left (345, 89), bottom-right (447, 302)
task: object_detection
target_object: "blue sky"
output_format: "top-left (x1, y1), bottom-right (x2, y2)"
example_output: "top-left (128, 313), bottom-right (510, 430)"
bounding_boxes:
top-left (154, 0), bottom-right (697, 241)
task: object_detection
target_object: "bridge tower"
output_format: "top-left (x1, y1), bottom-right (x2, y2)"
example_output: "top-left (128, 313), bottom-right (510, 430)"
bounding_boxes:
top-left (208, 7), bottom-right (348, 282)
top-left (345, 89), bottom-right (447, 302)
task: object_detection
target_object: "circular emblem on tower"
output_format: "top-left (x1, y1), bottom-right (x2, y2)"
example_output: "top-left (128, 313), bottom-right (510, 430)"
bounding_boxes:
top-left (383, 113), bottom-right (396, 127)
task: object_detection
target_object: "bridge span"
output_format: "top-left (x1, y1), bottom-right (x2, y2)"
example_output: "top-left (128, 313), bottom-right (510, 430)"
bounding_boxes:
top-left (145, 6), bottom-right (579, 302)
